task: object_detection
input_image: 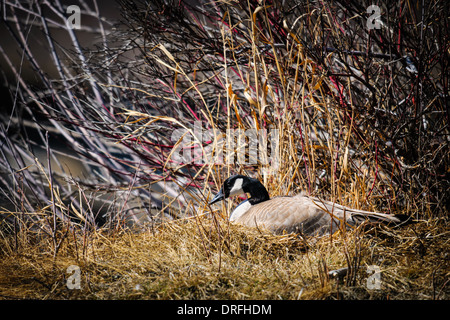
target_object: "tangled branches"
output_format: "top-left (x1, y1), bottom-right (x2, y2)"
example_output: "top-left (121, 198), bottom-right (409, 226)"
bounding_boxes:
top-left (0, 0), bottom-right (448, 237)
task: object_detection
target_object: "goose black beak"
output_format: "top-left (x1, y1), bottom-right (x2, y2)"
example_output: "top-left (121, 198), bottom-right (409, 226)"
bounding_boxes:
top-left (209, 189), bottom-right (225, 205)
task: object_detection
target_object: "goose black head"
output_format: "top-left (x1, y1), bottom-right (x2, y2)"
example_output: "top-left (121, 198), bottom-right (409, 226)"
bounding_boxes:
top-left (209, 175), bottom-right (270, 205)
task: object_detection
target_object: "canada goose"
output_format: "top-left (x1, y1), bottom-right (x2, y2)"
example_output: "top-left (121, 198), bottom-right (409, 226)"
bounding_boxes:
top-left (209, 175), bottom-right (406, 236)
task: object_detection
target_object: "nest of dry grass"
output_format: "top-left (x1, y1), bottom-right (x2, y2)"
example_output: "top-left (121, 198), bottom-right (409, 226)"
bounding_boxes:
top-left (1, 215), bottom-right (448, 300)
top-left (1, 0), bottom-right (448, 232)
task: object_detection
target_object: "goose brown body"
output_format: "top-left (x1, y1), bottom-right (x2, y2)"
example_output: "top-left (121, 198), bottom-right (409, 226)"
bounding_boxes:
top-left (234, 194), bottom-right (401, 236)
top-left (209, 175), bottom-right (405, 236)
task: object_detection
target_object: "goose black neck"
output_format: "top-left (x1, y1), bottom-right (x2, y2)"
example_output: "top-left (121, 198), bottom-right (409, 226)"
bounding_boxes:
top-left (247, 179), bottom-right (270, 205)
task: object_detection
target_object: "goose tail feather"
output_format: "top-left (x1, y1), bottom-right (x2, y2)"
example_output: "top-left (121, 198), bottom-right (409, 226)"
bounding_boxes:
top-left (308, 196), bottom-right (411, 226)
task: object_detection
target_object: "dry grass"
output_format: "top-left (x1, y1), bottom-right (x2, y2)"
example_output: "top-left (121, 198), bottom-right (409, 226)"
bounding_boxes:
top-left (1, 214), bottom-right (448, 300)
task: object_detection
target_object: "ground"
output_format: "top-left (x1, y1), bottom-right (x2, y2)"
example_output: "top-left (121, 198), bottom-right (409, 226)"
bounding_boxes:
top-left (0, 215), bottom-right (448, 300)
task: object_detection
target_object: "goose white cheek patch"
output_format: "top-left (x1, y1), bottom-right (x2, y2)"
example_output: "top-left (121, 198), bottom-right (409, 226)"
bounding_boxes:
top-left (229, 178), bottom-right (244, 196)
